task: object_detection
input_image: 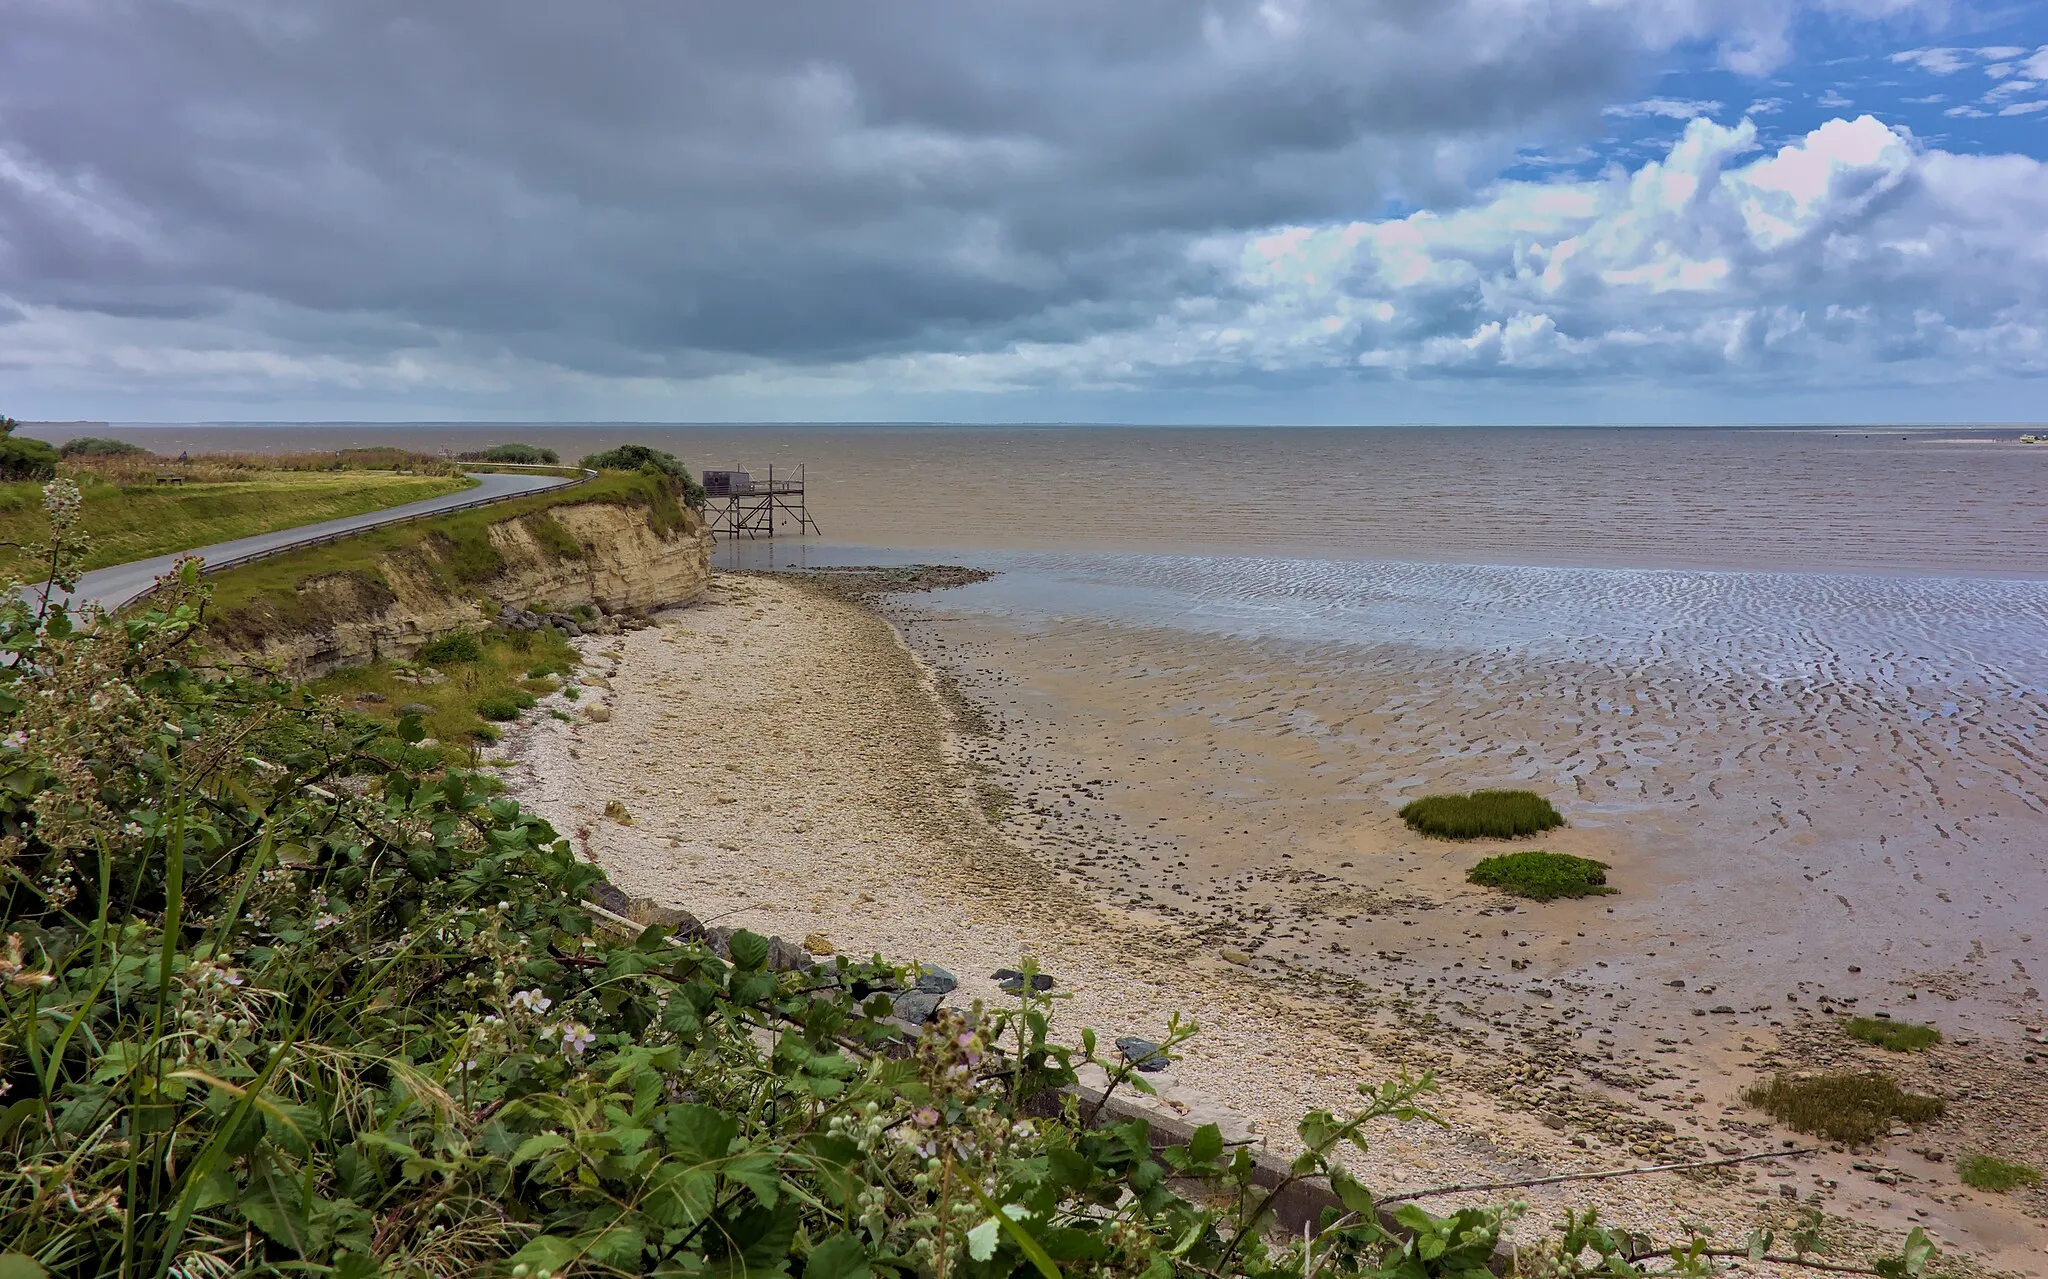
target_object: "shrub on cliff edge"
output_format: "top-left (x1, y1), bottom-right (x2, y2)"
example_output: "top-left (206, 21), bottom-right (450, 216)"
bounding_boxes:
top-left (580, 443), bottom-right (707, 508)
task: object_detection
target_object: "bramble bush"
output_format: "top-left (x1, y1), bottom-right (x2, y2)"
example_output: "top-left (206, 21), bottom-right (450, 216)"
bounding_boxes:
top-left (0, 485), bottom-right (1938, 1279)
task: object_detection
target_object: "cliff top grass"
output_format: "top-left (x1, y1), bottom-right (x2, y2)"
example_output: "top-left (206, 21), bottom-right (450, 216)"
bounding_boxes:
top-left (1843, 1016), bottom-right (1942, 1052)
top-left (1467, 850), bottom-right (1614, 901)
top-left (1741, 1071), bottom-right (1946, 1146)
top-left (0, 464), bottom-right (471, 576)
top-left (1399, 788), bottom-right (1564, 839)
top-left (199, 469), bottom-right (688, 641)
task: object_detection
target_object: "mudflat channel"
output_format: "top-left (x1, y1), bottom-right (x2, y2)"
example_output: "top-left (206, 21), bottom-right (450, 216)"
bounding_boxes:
top-left (505, 572), bottom-right (2048, 1276)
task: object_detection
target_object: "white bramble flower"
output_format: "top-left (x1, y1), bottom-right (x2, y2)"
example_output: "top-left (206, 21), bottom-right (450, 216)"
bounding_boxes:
top-left (558, 1021), bottom-right (595, 1057)
top-left (314, 913), bottom-right (343, 931)
top-left (509, 988), bottom-right (552, 1014)
top-left (1, 731), bottom-right (26, 751)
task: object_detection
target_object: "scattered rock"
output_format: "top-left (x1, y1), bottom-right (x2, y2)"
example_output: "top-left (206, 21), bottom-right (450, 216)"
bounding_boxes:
top-left (1220, 948), bottom-right (1253, 967)
top-left (603, 799), bottom-right (633, 825)
top-left (893, 991), bottom-right (944, 1026)
top-left (398, 703), bottom-right (436, 718)
top-left (993, 968), bottom-right (1057, 993)
top-left (586, 706), bottom-right (612, 723)
top-left (355, 691), bottom-right (386, 703)
top-left (916, 966), bottom-right (959, 995)
top-left (1116, 1037), bottom-right (1170, 1073)
top-left (587, 880), bottom-right (634, 917)
top-left (804, 932), bottom-right (837, 956)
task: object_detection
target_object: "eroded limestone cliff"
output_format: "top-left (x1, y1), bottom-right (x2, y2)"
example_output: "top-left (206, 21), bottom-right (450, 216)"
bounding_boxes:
top-left (208, 494), bottom-right (711, 675)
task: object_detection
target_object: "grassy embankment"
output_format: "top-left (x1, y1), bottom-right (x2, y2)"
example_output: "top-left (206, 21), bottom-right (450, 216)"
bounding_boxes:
top-left (0, 450), bottom-right (473, 577)
top-left (204, 469), bottom-right (687, 760)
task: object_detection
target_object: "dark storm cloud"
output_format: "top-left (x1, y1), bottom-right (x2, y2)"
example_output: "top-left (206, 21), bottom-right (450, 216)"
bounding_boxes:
top-left (0, 0), bottom-right (1668, 372)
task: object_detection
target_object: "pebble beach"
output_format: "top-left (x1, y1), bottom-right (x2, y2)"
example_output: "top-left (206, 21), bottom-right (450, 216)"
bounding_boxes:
top-left (503, 570), bottom-right (2048, 1276)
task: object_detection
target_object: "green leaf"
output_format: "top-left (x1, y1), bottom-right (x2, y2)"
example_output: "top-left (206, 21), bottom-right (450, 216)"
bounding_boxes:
top-left (728, 929), bottom-right (771, 971)
top-left (510, 1235), bottom-right (583, 1274)
top-left (707, 1201), bottom-right (800, 1279)
top-left (238, 1178), bottom-right (315, 1255)
top-left (511, 1132), bottom-right (571, 1166)
top-left (966, 1219), bottom-right (1002, 1263)
top-left (666, 1103), bottom-right (741, 1162)
top-left (0, 1254), bottom-right (48, 1279)
top-left (967, 1183), bottom-right (1064, 1279)
top-left (804, 1233), bottom-right (872, 1279)
top-left (332, 1254), bottom-right (381, 1279)
top-left (1186, 1123), bottom-right (1223, 1165)
top-left (0, 1100), bottom-right (44, 1143)
top-left (1329, 1167), bottom-right (1376, 1218)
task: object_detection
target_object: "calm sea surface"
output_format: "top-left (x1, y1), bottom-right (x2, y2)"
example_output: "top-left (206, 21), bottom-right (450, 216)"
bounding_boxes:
top-left (84, 423), bottom-right (2048, 577)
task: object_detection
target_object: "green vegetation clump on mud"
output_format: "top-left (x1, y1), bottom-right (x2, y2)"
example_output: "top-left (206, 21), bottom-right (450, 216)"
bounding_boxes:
top-left (1957, 1154), bottom-right (2042, 1193)
top-left (1741, 1071), bottom-right (1946, 1145)
top-left (1399, 789), bottom-right (1564, 839)
top-left (1842, 1017), bottom-right (1942, 1052)
top-left (1466, 850), bottom-right (1614, 901)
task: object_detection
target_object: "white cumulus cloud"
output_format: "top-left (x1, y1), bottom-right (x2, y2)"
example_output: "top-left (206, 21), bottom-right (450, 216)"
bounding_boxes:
top-left (918, 115), bottom-right (2048, 393)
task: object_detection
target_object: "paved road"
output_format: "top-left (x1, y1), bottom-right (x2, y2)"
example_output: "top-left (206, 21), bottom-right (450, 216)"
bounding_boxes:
top-left (34, 469), bottom-right (575, 614)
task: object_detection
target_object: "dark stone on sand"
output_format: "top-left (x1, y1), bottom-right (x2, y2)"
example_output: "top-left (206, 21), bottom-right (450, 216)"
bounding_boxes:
top-left (993, 968), bottom-right (1057, 993)
top-left (1116, 1036), bottom-right (1170, 1073)
top-left (894, 991), bottom-right (944, 1025)
top-left (587, 880), bottom-right (635, 916)
top-left (916, 966), bottom-right (959, 995)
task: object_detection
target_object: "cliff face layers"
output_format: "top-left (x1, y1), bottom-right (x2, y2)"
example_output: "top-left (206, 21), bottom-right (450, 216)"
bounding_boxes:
top-left (208, 495), bottom-right (713, 675)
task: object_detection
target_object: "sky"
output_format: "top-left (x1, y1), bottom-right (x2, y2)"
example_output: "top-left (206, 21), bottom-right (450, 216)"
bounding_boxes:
top-left (1, 0), bottom-right (2045, 426)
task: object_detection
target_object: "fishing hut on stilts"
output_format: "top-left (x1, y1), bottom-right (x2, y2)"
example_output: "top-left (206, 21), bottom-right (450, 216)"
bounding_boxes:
top-left (700, 464), bottom-right (821, 539)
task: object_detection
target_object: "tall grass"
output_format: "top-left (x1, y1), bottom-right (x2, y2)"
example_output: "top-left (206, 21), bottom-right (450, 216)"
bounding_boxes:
top-left (1957, 1154), bottom-right (2042, 1193)
top-left (1741, 1072), bottom-right (1946, 1145)
top-left (1398, 790), bottom-right (1564, 839)
top-left (1842, 1017), bottom-right (1942, 1052)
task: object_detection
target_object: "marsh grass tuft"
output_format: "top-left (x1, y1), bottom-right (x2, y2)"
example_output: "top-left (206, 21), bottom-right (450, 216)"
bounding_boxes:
top-left (1742, 1071), bottom-right (1945, 1145)
top-left (1399, 789), bottom-right (1564, 839)
top-left (1957, 1154), bottom-right (2042, 1193)
top-left (1467, 850), bottom-right (1614, 901)
top-left (1842, 1016), bottom-right (1942, 1052)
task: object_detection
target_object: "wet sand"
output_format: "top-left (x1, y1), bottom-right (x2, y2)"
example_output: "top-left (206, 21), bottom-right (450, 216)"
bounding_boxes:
top-left (504, 573), bottom-right (2047, 1274)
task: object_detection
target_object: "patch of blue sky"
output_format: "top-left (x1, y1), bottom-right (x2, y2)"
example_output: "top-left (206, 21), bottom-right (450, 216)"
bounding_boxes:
top-left (1501, 4), bottom-right (2044, 183)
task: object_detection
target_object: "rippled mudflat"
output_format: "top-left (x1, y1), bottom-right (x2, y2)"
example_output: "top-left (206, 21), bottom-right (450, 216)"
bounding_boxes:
top-left (886, 549), bottom-right (2047, 1052)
